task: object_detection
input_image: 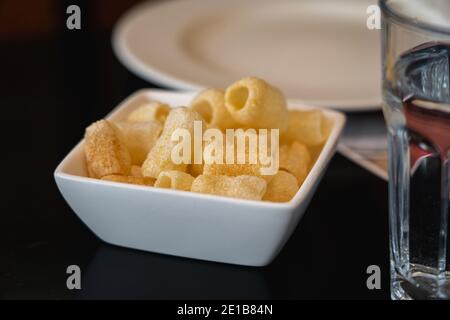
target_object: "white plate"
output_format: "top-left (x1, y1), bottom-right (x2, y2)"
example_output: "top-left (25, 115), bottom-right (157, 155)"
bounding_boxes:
top-left (113, 0), bottom-right (381, 111)
top-left (54, 89), bottom-right (345, 266)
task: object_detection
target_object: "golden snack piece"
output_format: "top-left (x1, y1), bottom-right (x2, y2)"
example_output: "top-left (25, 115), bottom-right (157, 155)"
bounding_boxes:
top-left (283, 110), bottom-right (325, 146)
top-left (191, 89), bottom-right (235, 130)
top-left (130, 165), bottom-right (143, 178)
top-left (189, 163), bottom-right (204, 177)
top-left (225, 77), bottom-right (288, 132)
top-left (127, 101), bottom-right (171, 124)
top-left (113, 120), bottom-right (162, 165)
top-left (101, 174), bottom-right (155, 186)
top-left (279, 142), bottom-right (311, 185)
top-left (84, 120), bottom-right (132, 178)
top-left (142, 107), bottom-right (205, 178)
top-left (263, 170), bottom-right (299, 202)
top-left (203, 162), bottom-right (271, 182)
top-left (202, 131), bottom-right (277, 182)
top-left (154, 170), bottom-right (195, 191)
top-left (191, 175), bottom-right (267, 201)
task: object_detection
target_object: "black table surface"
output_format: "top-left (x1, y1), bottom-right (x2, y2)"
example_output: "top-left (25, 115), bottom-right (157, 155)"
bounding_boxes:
top-left (0, 31), bottom-right (390, 300)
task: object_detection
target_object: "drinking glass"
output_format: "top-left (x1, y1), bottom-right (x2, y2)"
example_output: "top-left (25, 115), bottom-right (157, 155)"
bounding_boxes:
top-left (381, 0), bottom-right (450, 299)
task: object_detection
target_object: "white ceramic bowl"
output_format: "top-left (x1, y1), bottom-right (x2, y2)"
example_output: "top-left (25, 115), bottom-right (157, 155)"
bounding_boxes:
top-left (54, 90), bottom-right (345, 266)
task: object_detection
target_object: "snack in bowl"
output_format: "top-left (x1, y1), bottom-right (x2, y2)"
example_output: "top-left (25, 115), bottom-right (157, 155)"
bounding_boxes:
top-left (142, 107), bottom-right (205, 178)
top-left (225, 77), bottom-right (288, 132)
top-left (263, 170), bottom-right (299, 203)
top-left (54, 83), bottom-right (345, 266)
top-left (191, 174), bottom-right (267, 201)
top-left (84, 120), bottom-right (132, 178)
top-left (154, 170), bottom-right (195, 191)
top-left (101, 174), bottom-right (155, 186)
top-left (190, 88), bottom-right (235, 130)
top-left (83, 77), bottom-right (324, 203)
top-left (127, 100), bottom-right (171, 124)
top-left (113, 120), bottom-right (162, 165)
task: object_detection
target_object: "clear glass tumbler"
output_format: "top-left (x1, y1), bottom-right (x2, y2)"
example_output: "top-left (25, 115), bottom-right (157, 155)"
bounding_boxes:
top-left (381, 0), bottom-right (450, 300)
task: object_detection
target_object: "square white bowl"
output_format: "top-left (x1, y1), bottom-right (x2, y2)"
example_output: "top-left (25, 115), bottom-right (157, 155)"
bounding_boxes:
top-left (54, 89), bottom-right (345, 266)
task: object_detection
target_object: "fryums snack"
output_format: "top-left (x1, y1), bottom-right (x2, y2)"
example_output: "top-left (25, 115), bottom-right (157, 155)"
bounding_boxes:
top-left (191, 89), bottom-right (235, 130)
top-left (191, 175), bottom-right (267, 201)
top-left (101, 175), bottom-right (155, 186)
top-left (142, 107), bottom-right (205, 178)
top-left (225, 77), bottom-right (288, 132)
top-left (203, 161), bottom-right (270, 182)
top-left (113, 121), bottom-right (162, 165)
top-left (127, 101), bottom-right (171, 123)
top-left (189, 163), bottom-right (204, 177)
top-left (83, 76), bottom-right (322, 202)
top-left (279, 142), bottom-right (311, 184)
top-left (283, 110), bottom-right (326, 146)
top-left (154, 170), bottom-right (195, 191)
top-left (84, 120), bottom-right (132, 178)
top-left (263, 170), bottom-right (298, 202)
top-left (202, 130), bottom-right (278, 182)
top-left (130, 165), bottom-right (143, 178)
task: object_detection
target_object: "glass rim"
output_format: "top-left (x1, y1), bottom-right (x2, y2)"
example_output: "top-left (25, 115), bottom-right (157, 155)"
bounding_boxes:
top-left (379, 0), bottom-right (450, 36)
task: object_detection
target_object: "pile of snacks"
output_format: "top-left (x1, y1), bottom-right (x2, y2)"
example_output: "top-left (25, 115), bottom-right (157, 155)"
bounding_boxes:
top-left (84, 77), bottom-right (326, 202)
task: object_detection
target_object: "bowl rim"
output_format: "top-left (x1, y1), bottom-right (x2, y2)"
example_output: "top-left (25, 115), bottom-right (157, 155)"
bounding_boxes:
top-left (54, 89), bottom-right (346, 209)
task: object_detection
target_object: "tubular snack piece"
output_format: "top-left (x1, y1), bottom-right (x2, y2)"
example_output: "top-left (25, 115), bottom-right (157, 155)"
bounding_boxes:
top-left (279, 142), bottom-right (311, 185)
top-left (203, 162), bottom-right (273, 182)
top-left (189, 163), bottom-right (204, 177)
top-left (130, 165), bottom-right (143, 178)
top-left (191, 175), bottom-right (267, 201)
top-left (263, 170), bottom-right (298, 202)
top-left (225, 77), bottom-right (288, 132)
top-left (101, 174), bottom-right (155, 186)
top-left (191, 89), bottom-right (235, 130)
top-left (142, 107), bottom-right (205, 178)
top-left (127, 101), bottom-right (171, 123)
top-left (154, 171), bottom-right (194, 191)
top-left (112, 121), bottom-right (162, 165)
top-left (84, 120), bottom-right (132, 178)
top-left (202, 131), bottom-right (278, 182)
top-left (283, 110), bottom-right (326, 146)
